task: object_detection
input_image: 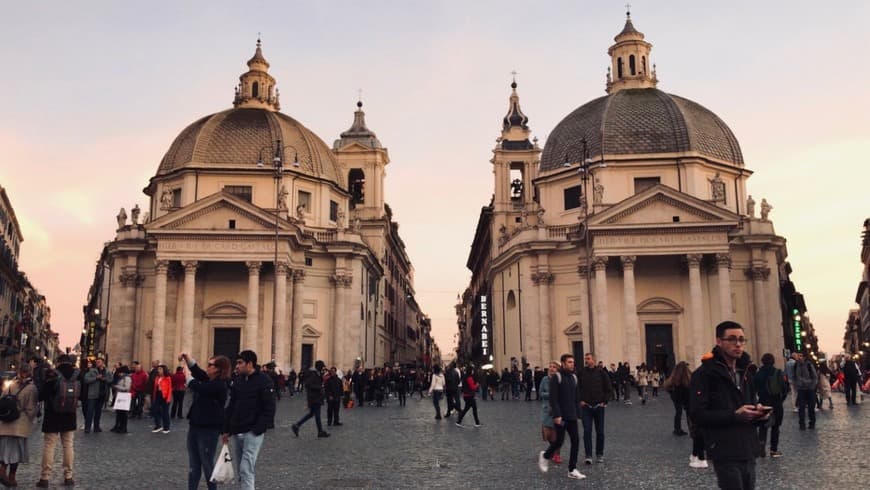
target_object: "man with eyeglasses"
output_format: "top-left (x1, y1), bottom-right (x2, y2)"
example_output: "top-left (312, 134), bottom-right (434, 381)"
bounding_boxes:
top-left (690, 321), bottom-right (769, 490)
top-left (221, 350), bottom-right (276, 490)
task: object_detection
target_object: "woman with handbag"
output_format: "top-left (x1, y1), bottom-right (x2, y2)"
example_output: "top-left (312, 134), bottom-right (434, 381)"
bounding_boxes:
top-left (180, 352), bottom-right (230, 490)
top-left (0, 363), bottom-right (39, 487)
top-left (110, 365), bottom-right (131, 433)
top-left (539, 361), bottom-right (562, 465)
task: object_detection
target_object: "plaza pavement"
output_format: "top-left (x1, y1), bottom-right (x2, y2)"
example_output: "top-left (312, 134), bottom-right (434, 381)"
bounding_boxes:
top-left (12, 390), bottom-right (867, 489)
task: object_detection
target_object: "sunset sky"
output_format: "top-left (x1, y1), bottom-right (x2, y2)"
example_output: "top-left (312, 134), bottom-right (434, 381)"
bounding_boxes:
top-left (1, 1), bottom-right (868, 358)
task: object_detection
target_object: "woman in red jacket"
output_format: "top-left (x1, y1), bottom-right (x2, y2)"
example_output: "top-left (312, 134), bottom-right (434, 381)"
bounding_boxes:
top-left (151, 365), bottom-right (173, 433)
top-left (170, 366), bottom-right (187, 419)
top-left (455, 366), bottom-right (482, 428)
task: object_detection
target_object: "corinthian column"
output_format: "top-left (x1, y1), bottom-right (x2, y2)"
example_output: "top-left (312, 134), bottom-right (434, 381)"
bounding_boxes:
top-left (330, 273), bottom-right (352, 367)
top-left (180, 260), bottom-right (198, 356)
top-left (245, 261), bottom-right (262, 351)
top-left (621, 256), bottom-right (640, 364)
top-left (687, 254), bottom-right (704, 361)
top-left (748, 264), bottom-right (771, 358)
top-left (533, 271), bottom-right (554, 365)
top-left (274, 262), bottom-right (289, 371)
top-left (291, 269), bottom-right (306, 370)
top-left (119, 266), bottom-right (142, 362)
top-left (716, 253), bottom-right (733, 321)
top-left (151, 260), bottom-right (169, 363)
top-left (592, 256), bottom-right (609, 362)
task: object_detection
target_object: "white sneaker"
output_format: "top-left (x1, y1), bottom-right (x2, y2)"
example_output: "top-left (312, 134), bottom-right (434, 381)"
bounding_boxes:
top-left (698, 460), bottom-right (708, 468)
top-left (567, 469), bottom-right (586, 480)
top-left (689, 455), bottom-right (698, 466)
top-left (538, 451), bottom-right (548, 473)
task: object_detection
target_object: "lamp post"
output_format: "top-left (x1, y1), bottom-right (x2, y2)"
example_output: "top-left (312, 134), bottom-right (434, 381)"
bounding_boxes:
top-left (563, 138), bottom-right (606, 357)
top-left (257, 141), bottom-right (308, 365)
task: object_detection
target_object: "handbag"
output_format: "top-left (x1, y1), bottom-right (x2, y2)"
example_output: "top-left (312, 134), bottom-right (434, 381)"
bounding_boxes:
top-left (113, 392), bottom-right (132, 411)
top-left (210, 443), bottom-right (235, 484)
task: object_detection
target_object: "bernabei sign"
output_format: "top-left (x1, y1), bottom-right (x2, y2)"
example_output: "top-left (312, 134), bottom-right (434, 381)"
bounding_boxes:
top-left (480, 295), bottom-right (489, 356)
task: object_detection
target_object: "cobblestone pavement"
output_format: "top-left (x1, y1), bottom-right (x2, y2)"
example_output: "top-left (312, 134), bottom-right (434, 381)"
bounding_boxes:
top-left (11, 391), bottom-right (868, 489)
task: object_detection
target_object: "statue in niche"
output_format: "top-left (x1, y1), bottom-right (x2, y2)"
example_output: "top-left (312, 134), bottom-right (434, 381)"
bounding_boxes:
top-left (336, 209), bottom-right (345, 229)
top-left (521, 207), bottom-right (530, 227)
top-left (746, 195), bottom-right (756, 218)
top-left (536, 207), bottom-right (546, 227)
top-left (593, 178), bottom-right (604, 205)
top-left (760, 198), bottom-right (772, 221)
top-left (160, 188), bottom-right (173, 210)
top-left (116, 208), bottom-right (127, 229)
top-left (130, 204), bottom-right (140, 225)
top-left (709, 172), bottom-right (726, 202)
top-left (277, 184), bottom-right (289, 210)
top-left (351, 215), bottom-right (361, 233)
top-left (296, 203), bottom-right (306, 220)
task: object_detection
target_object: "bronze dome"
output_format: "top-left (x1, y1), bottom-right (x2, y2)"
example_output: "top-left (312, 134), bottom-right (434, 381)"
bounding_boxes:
top-left (539, 88), bottom-right (743, 171)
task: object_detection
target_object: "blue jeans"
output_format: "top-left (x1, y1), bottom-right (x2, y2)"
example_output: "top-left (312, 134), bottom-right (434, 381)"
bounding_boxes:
top-left (712, 459), bottom-right (756, 490)
top-left (295, 402), bottom-right (324, 432)
top-left (84, 398), bottom-right (104, 431)
top-left (187, 427), bottom-right (219, 490)
top-left (431, 390), bottom-right (443, 417)
top-left (797, 389), bottom-right (816, 428)
top-left (232, 431), bottom-right (265, 490)
top-left (580, 404), bottom-right (606, 458)
top-left (151, 396), bottom-right (170, 430)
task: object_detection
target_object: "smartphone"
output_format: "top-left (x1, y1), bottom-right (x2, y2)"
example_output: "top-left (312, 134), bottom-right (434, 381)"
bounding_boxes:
top-left (759, 406), bottom-right (773, 414)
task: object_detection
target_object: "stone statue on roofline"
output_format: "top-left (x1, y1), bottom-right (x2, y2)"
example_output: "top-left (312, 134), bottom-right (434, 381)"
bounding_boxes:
top-left (760, 198), bottom-right (772, 221)
top-left (131, 204), bottom-right (140, 225)
top-left (746, 195), bottom-right (755, 218)
top-left (116, 208), bottom-right (127, 229)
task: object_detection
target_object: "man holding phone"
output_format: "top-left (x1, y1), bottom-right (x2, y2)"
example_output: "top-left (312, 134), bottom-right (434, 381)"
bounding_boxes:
top-left (690, 321), bottom-right (768, 490)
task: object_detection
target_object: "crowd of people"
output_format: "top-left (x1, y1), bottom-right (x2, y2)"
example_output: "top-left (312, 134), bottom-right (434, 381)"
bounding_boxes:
top-left (0, 330), bottom-right (864, 489)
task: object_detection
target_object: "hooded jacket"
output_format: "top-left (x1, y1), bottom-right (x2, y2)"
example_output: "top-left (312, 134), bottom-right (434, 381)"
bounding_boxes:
top-left (689, 346), bottom-right (760, 461)
top-left (40, 364), bottom-right (78, 433)
top-left (223, 369), bottom-right (276, 436)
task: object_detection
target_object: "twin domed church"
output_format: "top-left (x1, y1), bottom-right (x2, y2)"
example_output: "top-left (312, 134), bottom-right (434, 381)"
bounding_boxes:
top-left (458, 13), bottom-right (800, 371)
top-left (85, 39), bottom-right (433, 372)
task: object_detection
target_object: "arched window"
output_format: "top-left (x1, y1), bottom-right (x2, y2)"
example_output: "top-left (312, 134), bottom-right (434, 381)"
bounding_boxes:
top-left (348, 168), bottom-right (365, 207)
top-left (252, 81), bottom-right (259, 98)
top-left (506, 291), bottom-right (516, 309)
top-left (617, 58), bottom-right (623, 79)
top-left (629, 55), bottom-right (636, 76)
top-left (642, 56), bottom-right (647, 75)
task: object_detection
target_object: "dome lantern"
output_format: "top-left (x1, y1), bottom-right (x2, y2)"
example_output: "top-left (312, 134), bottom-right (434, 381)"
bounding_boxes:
top-left (233, 37), bottom-right (281, 111)
top-left (500, 74), bottom-right (533, 150)
top-left (606, 11), bottom-right (658, 94)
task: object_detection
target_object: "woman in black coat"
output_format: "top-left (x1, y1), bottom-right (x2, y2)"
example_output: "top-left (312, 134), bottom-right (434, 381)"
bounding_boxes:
top-left (180, 353), bottom-right (230, 490)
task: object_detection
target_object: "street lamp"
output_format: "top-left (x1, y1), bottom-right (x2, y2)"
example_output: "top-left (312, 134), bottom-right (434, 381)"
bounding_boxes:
top-left (562, 138), bottom-right (606, 356)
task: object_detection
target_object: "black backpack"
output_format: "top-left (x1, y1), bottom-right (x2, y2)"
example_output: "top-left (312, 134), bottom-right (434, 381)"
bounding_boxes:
top-left (0, 380), bottom-right (31, 423)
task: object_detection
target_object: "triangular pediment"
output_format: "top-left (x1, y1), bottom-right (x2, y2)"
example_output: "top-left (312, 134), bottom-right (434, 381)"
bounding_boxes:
top-left (563, 322), bottom-right (584, 336)
top-left (590, 185), bottom-right (739, 227)
top-left (302, 325), bottom-right (321, 337)
top-left (146, 191), bottom-right (296, 232)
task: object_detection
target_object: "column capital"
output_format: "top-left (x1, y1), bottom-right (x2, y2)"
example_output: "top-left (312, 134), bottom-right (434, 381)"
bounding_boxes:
top-left (119, 270), bottom-right (143, 287)
top-left (182, 260), bottom-right (199, 274)
top-left (292, 269), bottom-right (306, 283)
top-left (715, 253), bottom-right (732, 268)
top-left (577, 265), bottom-right (590, 276)
top-left (154, 259), bottom-right (170, 274)
top-left (620, 255), bottom-right (637, 270)
top-left (686, 254), bottom-right (703, 268)
top-left (330, 273), bottom-right (353, 288)
top-left (592, 256), bottom-right (609, 271)
top-left (531, 271), bottom-right (554, 285)
top-left (245, 261), bottom-right (262, 274)
top-left (275, 262), bottom-right (290, 275)
top-left (745, 266), bottom-right (771, 281)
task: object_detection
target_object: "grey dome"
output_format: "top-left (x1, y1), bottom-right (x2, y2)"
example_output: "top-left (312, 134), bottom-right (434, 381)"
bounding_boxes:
top-left (539, 88), bottom-right (743, 171)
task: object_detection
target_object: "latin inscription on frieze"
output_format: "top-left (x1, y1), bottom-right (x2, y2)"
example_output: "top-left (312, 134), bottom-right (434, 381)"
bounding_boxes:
top-left (594, 233), bottom-right (726, 248)
top-left (161, 240), bottom-right (276, 252)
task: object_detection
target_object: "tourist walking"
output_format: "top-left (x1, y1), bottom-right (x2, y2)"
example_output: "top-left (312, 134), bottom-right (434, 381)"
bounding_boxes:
top-left (754, 353), bottom-right (787, 458)
top-left (428, 365), bottom-right (445, 420)
top-left (664, 361), bottom-right (690, 436)
top-left (539, 361), bottom-right (562, 465)
top-left (538, 354), bottom-right (585, 480)
top-left (636, 364), bottom-right (649, 405)
top-left (842, 358), bottom-right (861, 405)
top-left (444, 363), bottom-right (460, 416)
top-left (292, 361), bottom-right (329, 438)
top-left (0, 363), bottom-right (39, 487)
top-left (578, 353), bottom-right (612, 465)
top-left (36, 354), bottom-right (78, 488)
top-left (222, 350), bottom-right (276, 490)
top-left (793, 353), bottom-right (818, 430)
top-left (455, 366), bottom-right (481, 428)
top-left (395, 369), bottom-right (408, 407)
top-left (180, 352), bottom-right (230, 490)
top-left (690, 321), bottom-right (768, 489)
top-left (816, 363), bottom-right (833, 410)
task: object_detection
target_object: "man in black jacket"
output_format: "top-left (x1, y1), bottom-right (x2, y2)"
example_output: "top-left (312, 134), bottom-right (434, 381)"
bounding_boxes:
top-left (538, 354), bottom-right (586, 480)
top-left (690, 321), bottom-right (768, 490)
top-left (221, 350), bottom-right (276, 490)
top-left (324, 366), bottom-right (343, 427)
top-left (444, 363), bottom-right (460, 416)
top-left (291, 360), bottom-right (330, 438)
top-left (579, 353), bottom-right (613, 465)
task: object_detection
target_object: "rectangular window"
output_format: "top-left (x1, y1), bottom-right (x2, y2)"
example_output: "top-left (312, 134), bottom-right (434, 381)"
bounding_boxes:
top-left (224, 185), bottom-right (253, 203)
top-left (563, 185), bottom-right (582, 210)
top-left (634, 177), bottom-right (660, 194)
top-left (228, 219), bottom-right (236, 229)
top-left (304, 257), bottom-right (313, 267)
top-left (329, 200), bottom-right (339, 222)
top-left (297, 190), bottom-right (311, 213)
top-left (171, 188), bottom-right (182, 208)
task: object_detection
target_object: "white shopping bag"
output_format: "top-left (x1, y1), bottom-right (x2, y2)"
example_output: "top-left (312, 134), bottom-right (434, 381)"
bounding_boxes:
top-left (112, 392), bottom-right (132, 411)
top-left (210, 443), bottom-right (235, 484)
